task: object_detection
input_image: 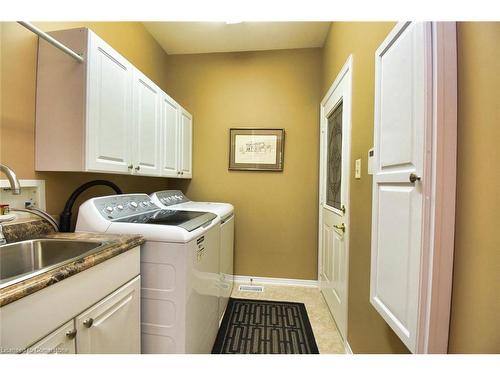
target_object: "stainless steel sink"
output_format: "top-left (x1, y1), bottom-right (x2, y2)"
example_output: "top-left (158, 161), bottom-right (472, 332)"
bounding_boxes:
top-left (0, 239), bottom-right (111, 288)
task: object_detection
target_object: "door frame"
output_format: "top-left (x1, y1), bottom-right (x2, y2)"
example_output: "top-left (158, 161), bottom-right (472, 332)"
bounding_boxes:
top-left (318, 55), bottom-right (353, 341)
top-left (370, 22), bottom-right (457, 353)
top-left (420, 22), bottom-right (457, 354)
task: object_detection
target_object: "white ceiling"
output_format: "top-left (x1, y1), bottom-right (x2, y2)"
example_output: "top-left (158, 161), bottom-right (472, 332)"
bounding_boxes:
top-left (143, 22), bottom-right (331, 55)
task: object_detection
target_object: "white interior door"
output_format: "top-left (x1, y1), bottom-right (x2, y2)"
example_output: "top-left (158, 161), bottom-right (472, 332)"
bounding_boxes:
top-left (86, 33), bottom-right (133, 173)
top-left (319, 56), bottom-right (352, 341)
top-left (132, 69), bottom-right (161, 176)
top-left (370, 22), bottom-right (430, 352)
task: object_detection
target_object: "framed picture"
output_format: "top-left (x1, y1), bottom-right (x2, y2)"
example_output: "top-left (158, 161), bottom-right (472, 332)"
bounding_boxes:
top-left (229, 128), bottom-right (285, 171)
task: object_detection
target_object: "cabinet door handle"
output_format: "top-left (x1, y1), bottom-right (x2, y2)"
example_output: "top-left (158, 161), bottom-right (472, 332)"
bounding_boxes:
top-left (83, 318), bottom-right (94, 328)
top-left (135, 166), bottom-right (141, 171)
top-left (127, 164), bottom-right (133, 169)
top-left (65, 329), bottom-right (77, 339)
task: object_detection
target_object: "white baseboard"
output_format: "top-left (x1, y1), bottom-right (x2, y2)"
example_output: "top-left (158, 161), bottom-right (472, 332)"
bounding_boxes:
top-left (345, 341), bottom-right (353, 354)
top-left (233, 275), bottom-right (318, 288)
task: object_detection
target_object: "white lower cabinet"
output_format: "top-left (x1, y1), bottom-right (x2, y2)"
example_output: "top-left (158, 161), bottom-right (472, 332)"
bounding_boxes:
top-left (23, 276), bottom-right (140, 354)
top-left (26, 320), bottom-right (77, 354)
top-left (76, 276), bottom-right (141, 354)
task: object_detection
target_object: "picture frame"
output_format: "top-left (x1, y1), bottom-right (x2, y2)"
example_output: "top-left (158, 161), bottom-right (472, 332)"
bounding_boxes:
top-left (229, 128), bottom-right (285, 171)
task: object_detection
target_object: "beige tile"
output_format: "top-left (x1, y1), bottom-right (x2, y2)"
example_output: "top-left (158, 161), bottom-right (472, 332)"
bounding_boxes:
top-left (231, 283), bottom-right (346, 354)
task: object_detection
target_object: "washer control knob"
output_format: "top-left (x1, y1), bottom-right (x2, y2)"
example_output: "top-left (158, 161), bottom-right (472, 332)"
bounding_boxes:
top-left (117, 205), bottom-right (124, 210)
top-left (130, 202), bottom-right (138, 209)
top-left (105, 206), bottom-right (113, 213)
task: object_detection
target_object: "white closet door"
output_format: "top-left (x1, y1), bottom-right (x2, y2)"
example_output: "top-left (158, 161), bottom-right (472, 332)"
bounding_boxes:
top-left (370, 22), bottom-right (430, 352)
top-left (86, 32), bottom-right (133, 173)
top-left (179, 108), bottom-right (193, 178)
top-left (133, 70), bottom-right (161, 176)
top-left (161, 94), bottom-right (180, 177)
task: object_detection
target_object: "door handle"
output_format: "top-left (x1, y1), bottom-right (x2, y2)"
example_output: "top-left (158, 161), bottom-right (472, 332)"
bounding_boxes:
top-left (409, 173), bottom-right (421, 183)
top-left (333, 223), bottom-right (345, 233)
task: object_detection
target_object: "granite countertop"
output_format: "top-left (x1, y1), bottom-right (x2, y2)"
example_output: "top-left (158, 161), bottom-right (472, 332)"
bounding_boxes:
top-left (0, 218), bottom-right (144, 307)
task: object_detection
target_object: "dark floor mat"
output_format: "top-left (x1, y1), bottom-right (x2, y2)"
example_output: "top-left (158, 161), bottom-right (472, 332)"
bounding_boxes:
top-left (212, 297), bottom-right (319, 354)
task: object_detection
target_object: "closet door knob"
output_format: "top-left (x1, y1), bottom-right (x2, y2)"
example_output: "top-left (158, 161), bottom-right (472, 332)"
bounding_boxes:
top-left (409, 173), bottom-right (421, 183)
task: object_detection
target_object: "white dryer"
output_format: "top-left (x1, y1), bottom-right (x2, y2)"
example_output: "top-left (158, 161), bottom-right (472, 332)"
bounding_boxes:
top-left (76, 194), bottom-right (220, 354)
top-left (150, 190), bottom-right (234, 320)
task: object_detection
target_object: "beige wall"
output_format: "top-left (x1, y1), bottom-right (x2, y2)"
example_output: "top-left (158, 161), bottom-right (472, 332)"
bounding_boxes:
top-left (449, 22), bottom-right (500, 354)
top-left (322, 22), bottom-right (500, 354)
top-left (0, 22), bottom-right (169, 225)
top-left (165, 49), bottom-right (322, 280)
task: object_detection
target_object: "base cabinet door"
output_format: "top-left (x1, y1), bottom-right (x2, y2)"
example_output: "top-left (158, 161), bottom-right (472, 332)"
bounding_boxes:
top-left (76, 276), bottom-right (141, 354)
top-left (26, 320), bottom-right (76, 354)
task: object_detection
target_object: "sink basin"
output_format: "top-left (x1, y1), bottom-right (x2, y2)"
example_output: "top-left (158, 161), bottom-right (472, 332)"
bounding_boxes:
top-left (0, 239), bottom-right (110, 288)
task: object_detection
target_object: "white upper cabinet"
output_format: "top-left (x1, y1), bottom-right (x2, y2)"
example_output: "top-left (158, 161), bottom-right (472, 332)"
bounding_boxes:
top-left (35, 28), bottom-right (192, 179)
top-left (179, 107), bottom-right (193, 178)
top-left (86, 32), bottom-right (133, 173)
top-left (161, 94), bottom-right (180, 177)
top-left (132, 69), bottom-right (162, 176)
top-left (160, 96), bottom-right (193, 178)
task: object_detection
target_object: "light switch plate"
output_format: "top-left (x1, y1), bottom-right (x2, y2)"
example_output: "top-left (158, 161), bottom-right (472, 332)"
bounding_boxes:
top-left (355, 159), bottom-right (361, 179)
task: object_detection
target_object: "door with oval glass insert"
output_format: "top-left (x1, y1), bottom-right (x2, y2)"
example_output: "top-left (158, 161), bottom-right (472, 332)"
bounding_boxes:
top-left (318, 56), bottom-right (352, 341)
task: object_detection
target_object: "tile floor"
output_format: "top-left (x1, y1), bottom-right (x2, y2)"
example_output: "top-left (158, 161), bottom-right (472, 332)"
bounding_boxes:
top-left (231, 283), bottom-right (346, 354)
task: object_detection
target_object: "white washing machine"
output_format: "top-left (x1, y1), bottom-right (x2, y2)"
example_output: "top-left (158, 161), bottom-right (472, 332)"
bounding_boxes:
top-left (76, 194), bottom-right (220, 354)
top-left (150, 190), bottom-right (234, 321)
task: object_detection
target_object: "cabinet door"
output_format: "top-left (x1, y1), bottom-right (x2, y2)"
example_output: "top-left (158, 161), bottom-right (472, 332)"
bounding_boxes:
top-left (161, 94), bottom-right (180, 177)
top-left (26, 320), bottom-right (76, 354)
top-left (132, 70), bottom-right (161, 176)
top-left (179, 108), bottom-right (193, 178)
top-left (76, 276), bottom-right (141, 354)
top-left (86, 32), bottom-right (133, 173)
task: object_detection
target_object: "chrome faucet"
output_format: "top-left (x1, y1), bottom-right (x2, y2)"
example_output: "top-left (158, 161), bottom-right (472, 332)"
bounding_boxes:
top-left (0, 164), bottom-right (21, 195)
top-left (9, 207), bottom-right (59, 232)
top-left (0, 163), bottom-right (59, 234)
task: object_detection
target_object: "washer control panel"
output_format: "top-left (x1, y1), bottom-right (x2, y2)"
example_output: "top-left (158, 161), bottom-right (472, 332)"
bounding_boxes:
top-left (93, 194), bottom-right (159, 220)
top-left (154, 190), bottom-right (190, 207)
